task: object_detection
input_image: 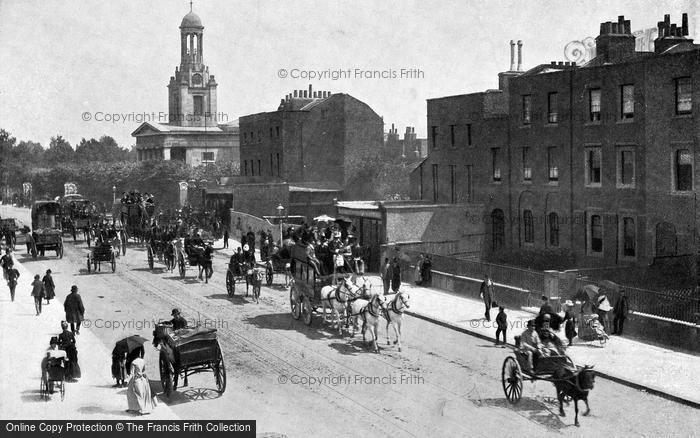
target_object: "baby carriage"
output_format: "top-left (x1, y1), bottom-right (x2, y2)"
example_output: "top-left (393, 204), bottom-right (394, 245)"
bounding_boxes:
top-left (577, 313), bottom-right (609, 346)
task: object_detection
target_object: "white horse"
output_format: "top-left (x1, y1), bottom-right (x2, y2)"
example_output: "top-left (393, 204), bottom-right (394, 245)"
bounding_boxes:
top-left (348, 294), bottom-right (387, 353)
top-left (320, 279), bottom-right (361, 335)
top-left (383, 290), bottom-right (411, 352)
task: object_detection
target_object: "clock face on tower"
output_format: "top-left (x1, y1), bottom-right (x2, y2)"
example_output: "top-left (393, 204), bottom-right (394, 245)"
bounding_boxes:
top-left (192, 73), bottom-right (203, 86)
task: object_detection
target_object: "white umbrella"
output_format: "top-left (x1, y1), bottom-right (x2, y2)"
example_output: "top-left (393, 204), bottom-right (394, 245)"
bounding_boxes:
top-left (313, 215), bottom-right (335, 222)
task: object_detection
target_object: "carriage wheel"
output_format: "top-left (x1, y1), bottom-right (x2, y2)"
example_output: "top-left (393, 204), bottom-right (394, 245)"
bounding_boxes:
top-left (147, 247), bottom-right (154, 270)
top-left (290, 285), bottom-right (301, 320)
top-left (266, 264), bottom-right (273, 286)
top-left (40, 377), bottom-right (48, 401)
top-left (226, 271), bottom-right (235, 297)
top-left (159, 355), bottom-right (174, 397)
top-left (214, 342), bottom-right (227, 394)
top-left (302, 296), bottom-right (313, 326)
top-left (111, 253), bottom-right (116, 273)
top-left (87, 255), bottom-right (92, 273)
top-left (502, 356), bottom-right (523, 404)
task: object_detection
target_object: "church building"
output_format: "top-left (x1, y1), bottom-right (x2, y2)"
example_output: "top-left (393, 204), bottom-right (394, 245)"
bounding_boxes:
top-left (132, 7), bottom-right (239, 166)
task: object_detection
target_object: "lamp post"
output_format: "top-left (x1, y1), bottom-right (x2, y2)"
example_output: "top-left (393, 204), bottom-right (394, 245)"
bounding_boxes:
top-left (276, 204), bottom-right (284, 245)
top-left (112, 185), bottom-right (116, 204)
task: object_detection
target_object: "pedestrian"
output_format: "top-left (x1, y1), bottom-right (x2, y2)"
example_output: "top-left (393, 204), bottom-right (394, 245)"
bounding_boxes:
top-left (64, 285), bottom-right (85, 335)
top-left (223, 227), bottom-right (229, 249)
top-left (126, 356), bottom-right (157, 415)
top-left (43, 269), bottom-right (55, 304)
top-left (495, 306), bottom-right (507, 345)
top-left (6, 266), bottom-right (19, 302)
top-left (612, 291), bottom-right (629, 335)
top-left (422, 255), bottom-right (433, 286)
top-left (539, 295), bottom-right (554, 316)
top-left (1, 248), bottom-right (13, 281)
top-left (480, 275), bottom-right (494, 321)
top-left (414, 254), bottom-right (424, 285)
top-left (58, 321), bottom-right (81, 381)
top-left (31, 274), bottom-right (45, 316)
top-left (596, 293), bottom-right (612, 332)
top-left (563, 300), bottom-right (577, 346)
top-left (381, 258), bottom-right (391, 294)
top-left (390, 257), bottom-right (401, 293)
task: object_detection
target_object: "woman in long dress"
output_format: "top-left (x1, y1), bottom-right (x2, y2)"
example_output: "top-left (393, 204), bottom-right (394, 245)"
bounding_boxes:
top-left (126, 357), bottom-right (156, 415)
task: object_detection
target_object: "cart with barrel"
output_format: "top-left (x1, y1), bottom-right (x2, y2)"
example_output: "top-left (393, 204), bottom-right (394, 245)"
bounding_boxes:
top-left (152, 324), bottom-right (226, 398)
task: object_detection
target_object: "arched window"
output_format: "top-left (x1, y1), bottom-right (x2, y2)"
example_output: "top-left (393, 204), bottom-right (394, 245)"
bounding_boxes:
top-left (548, 212), bottom-right (559, 247)
top-left (655, 222), bottom-right (677, 257)
top-left (491, 209), bottom-right (505, 251)
top-left (523, 210), bottom-right (534, 243)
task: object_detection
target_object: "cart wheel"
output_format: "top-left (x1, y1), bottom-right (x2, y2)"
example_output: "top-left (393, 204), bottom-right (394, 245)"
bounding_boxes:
top-left (111, 253), bottom-right (116, 273)
top-left (226, 270), bottom-right (235, 297)
top-left (302, 296), bottom-right (313, 326)
top-left (502, 356), bottom-right (523, 404)
top-left (87, 255), bottom-right (92, 273)
top-left (40, 378), bottom-right (48, 401)
top-left (159, 355), bottom-right (173, 397)
top-left (60, 377), bottom-right (66, 401)
top-left (214, 342), bottom-right (227, 394)
top-left (290, 285), bottom-right (301, 320)
top-left (147, 247), bottom-right (154, 270)
top-left (266, 263), bottom-right (273, 286)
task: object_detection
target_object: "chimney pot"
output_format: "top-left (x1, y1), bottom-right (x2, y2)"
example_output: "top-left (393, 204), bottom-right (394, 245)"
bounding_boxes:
top-left (517, 40), bottom-right (523, 71)
top-left (671, 23), bottom-right (677, 36)
top-left (682, 13), bottom-right (689, 36)
top-left (509, 40), bottom-right (516, 71)
top-left (572, 62), bottom-right (577, 67)
top-left (665, 14), bottom-right (671, 27)
top-left (625, 20), bottom-right (631, 34)
top-left (303, 90), bottom-right (308, 98)
top-left (558, 61), bottom-right (564, 66)
top-left (600, 23), bottom-right (607, 34)
top-left (293, 90), bottom-right (298, 97)
top-left (612, 23), bottom-right (619, 34)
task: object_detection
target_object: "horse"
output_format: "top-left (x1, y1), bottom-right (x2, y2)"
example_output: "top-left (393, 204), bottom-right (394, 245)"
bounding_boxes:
top-left (197, 245), bottom-right (214, 283)
top-left (163, 241), bottom-right (176, 272)
top-left (348, 293), bottom-right (387, 353)
top-left (320, 278), bottom-right (362, 335)
top-left (382, 290), bottom-right (411, 352)
top-left (552, 365), bottom-right (596, 427)
top-left (245, 265), bottom-right (265, 303)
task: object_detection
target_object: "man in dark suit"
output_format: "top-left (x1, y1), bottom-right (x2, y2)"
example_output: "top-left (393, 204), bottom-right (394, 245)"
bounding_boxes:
top-left (170, 308), bottom-right (188, 330)
top-left (480, 275), bottom-right (494, 321)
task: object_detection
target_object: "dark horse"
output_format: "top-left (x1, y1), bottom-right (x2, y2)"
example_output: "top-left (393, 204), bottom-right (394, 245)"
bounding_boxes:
top-left (553, 365), bottom-right (595, 427)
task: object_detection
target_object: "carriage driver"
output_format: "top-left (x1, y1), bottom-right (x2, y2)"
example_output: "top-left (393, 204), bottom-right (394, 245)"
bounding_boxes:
top-left (169, 308), bottom-right (188, 330)
top-left (519, 320), bottom-right (543, 372)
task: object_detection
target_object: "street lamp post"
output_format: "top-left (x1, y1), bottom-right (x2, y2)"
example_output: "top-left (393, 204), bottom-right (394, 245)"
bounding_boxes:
top-left (276, 204), bottom-right (284, 245)
top-left (112, 185), bottom-right (116, 204)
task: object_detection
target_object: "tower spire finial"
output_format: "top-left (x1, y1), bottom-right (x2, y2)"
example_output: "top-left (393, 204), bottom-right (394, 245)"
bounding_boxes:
top-left (190, 1), bottom-right (193, 12)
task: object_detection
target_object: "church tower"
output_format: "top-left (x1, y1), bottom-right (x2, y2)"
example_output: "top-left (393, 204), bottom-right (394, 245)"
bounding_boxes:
top-left (168, 4), bottom-right (218, 127)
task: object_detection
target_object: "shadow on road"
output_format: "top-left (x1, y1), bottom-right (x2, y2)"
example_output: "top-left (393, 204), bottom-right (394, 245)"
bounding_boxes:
top-left (78, 405), bottom-right (134, 417)
top-left (473, 397), bottom-right (567, 430)
top-left (245, 313), bottom-right (341, 341)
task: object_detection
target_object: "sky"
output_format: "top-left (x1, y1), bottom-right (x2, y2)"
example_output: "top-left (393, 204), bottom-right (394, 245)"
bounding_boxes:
top-left (0, 0), bottom-right (697, 148)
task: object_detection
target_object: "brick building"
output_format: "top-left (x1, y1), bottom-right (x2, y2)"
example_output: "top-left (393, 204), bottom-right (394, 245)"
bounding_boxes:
top-left (414, 13), bottom-right (700, 270)
top-left (132, 8), bottom-right (239, 166)
top-left (237, 85), bottom-right (384, 202)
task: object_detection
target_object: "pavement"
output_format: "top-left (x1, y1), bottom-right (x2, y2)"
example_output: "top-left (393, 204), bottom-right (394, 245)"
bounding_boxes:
top-left (214, 237), bottom-right (700, 408)
top-left (0, 251), bottom-right (179, 419)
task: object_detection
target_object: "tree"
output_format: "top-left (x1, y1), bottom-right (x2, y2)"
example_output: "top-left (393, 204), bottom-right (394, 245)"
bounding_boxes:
top-left (44, 135), bottom-right (74, 164)
top-left (0, 129), bottom-right (17, 199)
top-left (75, 135), bottom-right (130, 163)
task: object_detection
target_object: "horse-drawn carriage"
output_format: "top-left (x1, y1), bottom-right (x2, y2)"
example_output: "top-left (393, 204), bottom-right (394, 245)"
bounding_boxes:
top-left (176, 239), bottom-right (213, 282)
top-left (118, 202), bottom-right (155, 243)
top-left (29, 201), bottom-right (64, 259)
top-left (225, 257), bottom-right (264, 303)
top-left (86, 241), bottom-right (118, 273)
top-left (152, 324), bottom-right (226, 398)
top-left (60, 194), bottom-right (94, 244)
top-left (260, 241), bottom-right (292, 287)
top-left (146, 232), bottom-right (175, 271)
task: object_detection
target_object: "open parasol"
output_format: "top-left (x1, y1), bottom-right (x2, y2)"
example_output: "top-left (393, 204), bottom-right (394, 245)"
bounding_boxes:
top-left (313, 214), bottom-right (335, 223)
top-left (113, 335), bottom-right (149, 355)
top-left (574, 284), bottom-right (599, 302)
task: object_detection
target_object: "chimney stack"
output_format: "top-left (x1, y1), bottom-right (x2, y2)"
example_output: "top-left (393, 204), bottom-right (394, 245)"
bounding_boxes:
top-left (682, 13), bottom-right (688, 35)
top-left (308, 84), bottom-right (313, 98)
top-left (517, 40), bottom-right (523, 71)
top-left (293, 90), bottom-right (298, 98)
top-left (509, 40), bottom-right (516, 71)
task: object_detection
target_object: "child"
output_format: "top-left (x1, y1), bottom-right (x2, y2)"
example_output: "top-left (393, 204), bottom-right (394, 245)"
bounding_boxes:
top-left (495, 306), bottom-right (507, 345)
